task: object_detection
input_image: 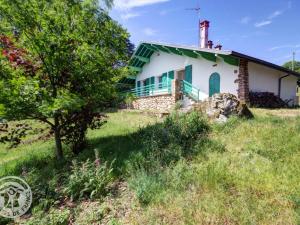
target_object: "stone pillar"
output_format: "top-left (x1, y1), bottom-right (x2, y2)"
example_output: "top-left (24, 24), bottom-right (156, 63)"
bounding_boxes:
top-left (172, 79), bottom-right (181, 101)
top-left (238, 59), bottom-right (250, 104)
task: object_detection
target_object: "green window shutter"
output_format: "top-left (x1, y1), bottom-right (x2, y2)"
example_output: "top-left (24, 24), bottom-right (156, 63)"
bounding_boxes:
top-left (150, 76), bottom-right (155, 91)
top-left (145, 78), bottom-right (149, 86)
top-left (144, 78), bottom-right (150, 95)
top-left (185, 65), bottom-right (192, 84)
top-left (150, 76), bottom-right (155, 85)
top-left (161, 72), bottom-right (168, 88)
top-left (168, 71), bottom-right (174, 80)
top-left (136, 81), bottom-right (141, 96)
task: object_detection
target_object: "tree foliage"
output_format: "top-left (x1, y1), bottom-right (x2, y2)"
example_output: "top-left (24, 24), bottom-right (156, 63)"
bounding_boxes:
top-left (282, 60), bottom-right (300, 73)
top-left (0, 0), bottom-right (132, 158)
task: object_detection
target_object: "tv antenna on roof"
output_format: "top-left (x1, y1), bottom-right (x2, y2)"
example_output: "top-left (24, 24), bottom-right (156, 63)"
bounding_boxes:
top-left (185, 0), bottom-right (201, 18)
top-left (185, 2), bottom-right (201, 47)
top-left (185, 7), bottom-right (201, 19)
top-left (292, 52), bottom-right (296, 71)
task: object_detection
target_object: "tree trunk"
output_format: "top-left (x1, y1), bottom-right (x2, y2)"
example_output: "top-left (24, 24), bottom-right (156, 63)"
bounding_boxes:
top-left (54, 116), bottom-right (63, 160)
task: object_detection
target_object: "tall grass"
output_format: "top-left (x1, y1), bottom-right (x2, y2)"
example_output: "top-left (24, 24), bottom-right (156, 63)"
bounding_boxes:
top-left (126, 111), bottom-right (300, 224)
top-left (1, 109), bottom-right (300, 224)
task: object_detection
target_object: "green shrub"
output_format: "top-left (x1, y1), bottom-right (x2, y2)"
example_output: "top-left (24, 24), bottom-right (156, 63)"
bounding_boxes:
top-left (124, 93), bottom-right (136, 106)
top-left (64, 158), bottom-right (114, 201)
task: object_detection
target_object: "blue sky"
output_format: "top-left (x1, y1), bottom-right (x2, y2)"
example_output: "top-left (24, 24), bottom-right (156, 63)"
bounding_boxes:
top-left (110, 0), bottom-right (300, 65)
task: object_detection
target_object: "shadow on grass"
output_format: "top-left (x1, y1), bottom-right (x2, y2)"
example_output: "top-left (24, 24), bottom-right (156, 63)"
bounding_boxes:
top-left (1, 125), bottom-right (146, 204)
top-left (78, 130), bottom-right (143, 176)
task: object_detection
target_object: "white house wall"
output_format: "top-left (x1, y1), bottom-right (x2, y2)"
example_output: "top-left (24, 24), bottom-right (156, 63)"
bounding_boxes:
top-left (281, 75), bottom-right (298, 103)
top-left (248, 62), bottom-right (298, 103)
top-left (136, 51), bottom-right (239, 100)
top-left (136, 51), bottom-right (298, 104)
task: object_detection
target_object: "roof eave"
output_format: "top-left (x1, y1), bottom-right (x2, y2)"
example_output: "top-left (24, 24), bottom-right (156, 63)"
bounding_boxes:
top-left (231, 51), bottom-right (300, 78)
top-left (129, 42), bottom-right (300, 78)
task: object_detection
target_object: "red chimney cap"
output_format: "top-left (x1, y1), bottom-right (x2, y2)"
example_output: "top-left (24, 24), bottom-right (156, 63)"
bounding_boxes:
top-left (200, 20), bottom-right (210, 27)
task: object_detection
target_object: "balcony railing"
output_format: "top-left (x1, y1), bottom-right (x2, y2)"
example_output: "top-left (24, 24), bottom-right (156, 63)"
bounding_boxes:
top-left (129, 79), bottom-right (202, 101)
top-left (181, 80), bottom-right (200, 102)
top-left (131, 80), bottom-right (172, 97)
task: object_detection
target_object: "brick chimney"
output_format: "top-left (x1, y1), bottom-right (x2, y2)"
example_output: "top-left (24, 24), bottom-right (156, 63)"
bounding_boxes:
top-left (200, 20), bottom-right (209, 48)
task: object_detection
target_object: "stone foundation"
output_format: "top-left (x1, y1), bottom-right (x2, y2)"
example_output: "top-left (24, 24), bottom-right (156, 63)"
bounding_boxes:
top-left (132, 94), bottom-right (176, 111)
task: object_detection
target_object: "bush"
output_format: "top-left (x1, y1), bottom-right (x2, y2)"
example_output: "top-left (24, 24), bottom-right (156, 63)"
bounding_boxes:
top-left (64, 158), bottom-right (114, 201)
top-left (124, 93), bottom-right (136, 107)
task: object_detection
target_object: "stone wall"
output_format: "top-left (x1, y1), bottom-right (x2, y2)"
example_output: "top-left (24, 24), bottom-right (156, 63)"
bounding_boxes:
top-left (132, 94), bottom-right (176, 111)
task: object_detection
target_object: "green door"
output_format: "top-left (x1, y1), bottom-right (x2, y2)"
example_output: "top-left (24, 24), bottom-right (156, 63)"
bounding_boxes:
top-left (209, 73), bottom-right (220, 97)
top-left (185, 65), bottom-right (192, 84)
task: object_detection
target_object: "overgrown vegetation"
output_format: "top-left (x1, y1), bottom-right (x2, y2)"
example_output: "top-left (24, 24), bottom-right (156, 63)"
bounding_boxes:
top-left (0, 109), bottom-right (300, 224)
top-left (128, 111), bottom-right (209, 172)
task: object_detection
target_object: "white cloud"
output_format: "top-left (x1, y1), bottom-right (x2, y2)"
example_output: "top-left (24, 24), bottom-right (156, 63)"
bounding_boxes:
top-left (269, 44), bottom-right (300, 51)
top-left (120, 12), bottom-right (140, 20)
top-left (114, 0), bottom-right (169, 10)
top-left (268, 10), bottom-right (283, 19)
top-left (143, 28), bottom-right (157, 36)
top-left (255, 20), bottom-right (272, 28)
top-left (254, 3), bottom-right (292, 29)
top-left (240, 16), bottom-right (251, 24)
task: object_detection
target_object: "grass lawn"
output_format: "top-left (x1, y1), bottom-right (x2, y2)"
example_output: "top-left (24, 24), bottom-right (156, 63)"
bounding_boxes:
top-left (0, 108), bottom-right (300, 225)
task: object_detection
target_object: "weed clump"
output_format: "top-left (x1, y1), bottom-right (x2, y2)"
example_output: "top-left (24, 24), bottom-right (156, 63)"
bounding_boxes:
top-left (64, 156), bottom-right (114, 201)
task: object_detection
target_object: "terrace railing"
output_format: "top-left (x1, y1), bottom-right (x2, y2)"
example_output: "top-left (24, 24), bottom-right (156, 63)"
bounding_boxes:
top-left (129, 78), bottom-right (201, 102)
top-left (130, 80), bottom-right (172, 97)
top-left (181, 80), bottom-right (200, 102)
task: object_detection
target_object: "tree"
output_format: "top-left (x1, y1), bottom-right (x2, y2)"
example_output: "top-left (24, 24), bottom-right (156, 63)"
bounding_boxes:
top-left (282, 61), bottom-right (300, 73)
top-left (0, 0), bottom-right (132, 159)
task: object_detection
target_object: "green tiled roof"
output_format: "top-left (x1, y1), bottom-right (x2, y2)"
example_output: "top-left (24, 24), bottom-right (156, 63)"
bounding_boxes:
top-left (129, 42), bottom-right (300, 77)
top-left (129, 42), bottom-right (239, 73)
